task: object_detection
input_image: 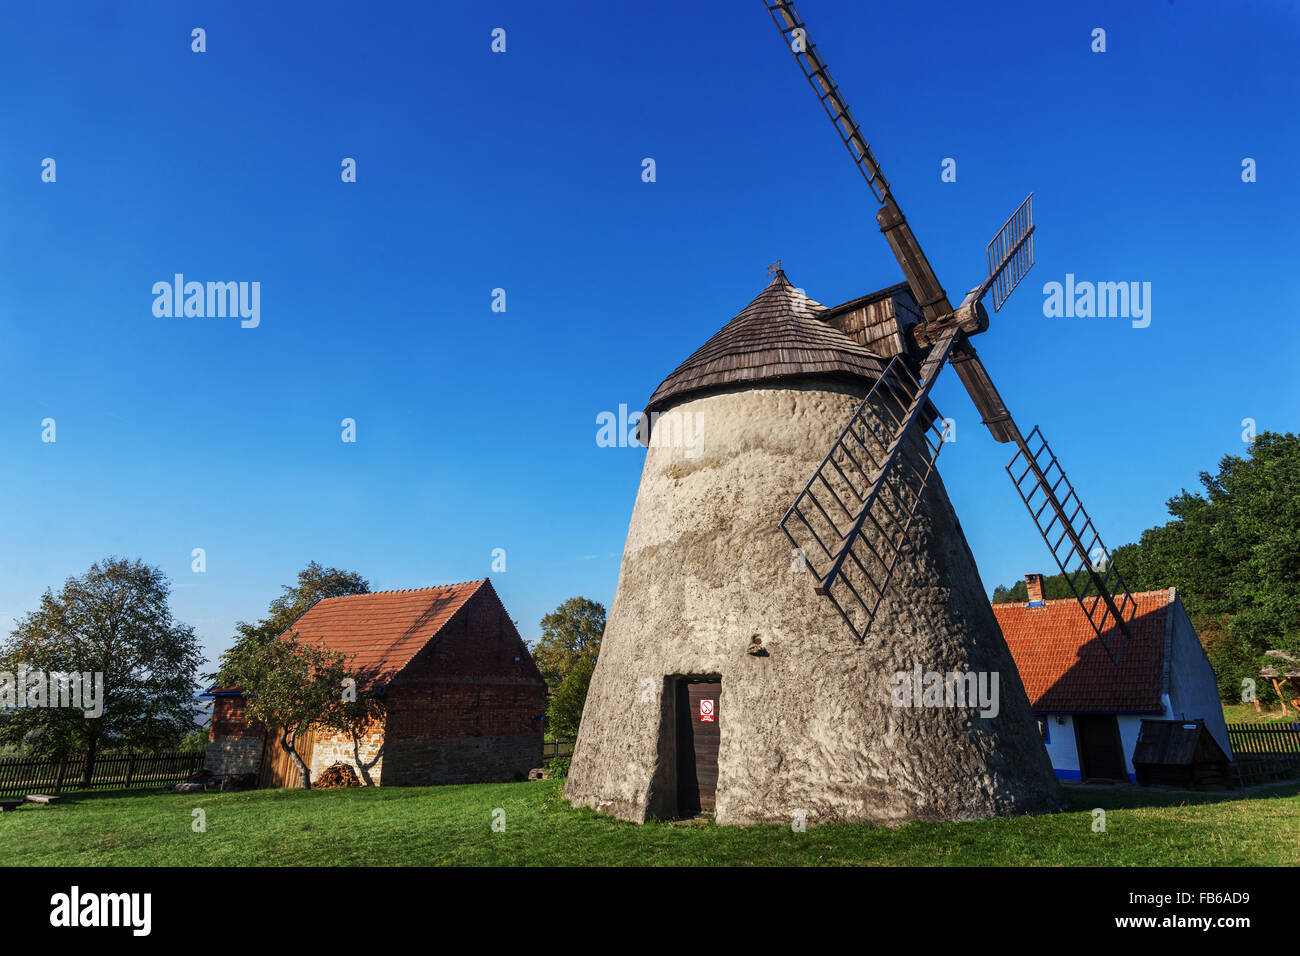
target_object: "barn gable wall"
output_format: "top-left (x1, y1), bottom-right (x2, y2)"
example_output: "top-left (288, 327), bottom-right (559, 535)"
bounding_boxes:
top-left (380, 583), bottom-right (546, 785)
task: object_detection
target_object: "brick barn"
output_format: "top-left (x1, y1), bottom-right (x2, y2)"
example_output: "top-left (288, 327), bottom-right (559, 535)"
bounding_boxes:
top-left (993, 575), bottom-right (1231, 783)
top-left (205, 579), bottom-right (547, 787)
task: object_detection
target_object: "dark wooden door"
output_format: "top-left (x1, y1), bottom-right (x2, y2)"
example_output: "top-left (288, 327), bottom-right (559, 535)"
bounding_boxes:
top-left (676, 679), bottom-right (721, 816)
top-left (1074, 715), bottom-right (1127, 781)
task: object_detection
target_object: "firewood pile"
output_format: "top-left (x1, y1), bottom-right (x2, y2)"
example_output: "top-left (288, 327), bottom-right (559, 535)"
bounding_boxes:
top-left (314, 762), bottom-right (360, 789)
top-left (169, 769), bottom-right (257, 793)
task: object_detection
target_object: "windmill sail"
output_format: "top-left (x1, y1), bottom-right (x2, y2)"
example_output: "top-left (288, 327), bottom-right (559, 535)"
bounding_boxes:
top-left (764, 0), bottom-right (952, 323)
top-left (1006, 426), bottom-right (1137, 662)
top-left (766, 0), bottom-right (1134, 660)
top-left (763, 0), bottom-right (889, 202)
top-left (984, 193), bottom-right (1035, 313)
top-left (781, 329), bottom-right (958, 640)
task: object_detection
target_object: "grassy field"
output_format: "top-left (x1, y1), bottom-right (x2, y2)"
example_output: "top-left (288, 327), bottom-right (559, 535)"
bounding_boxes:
top-left (1, 777), bottom-right (1296, 866)
top-left (1222, 702), bottom-right (1299, 724)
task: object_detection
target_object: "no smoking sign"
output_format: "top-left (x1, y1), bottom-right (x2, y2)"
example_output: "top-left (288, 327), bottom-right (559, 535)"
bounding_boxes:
top-left (699, 699), bottom-right (715, 722)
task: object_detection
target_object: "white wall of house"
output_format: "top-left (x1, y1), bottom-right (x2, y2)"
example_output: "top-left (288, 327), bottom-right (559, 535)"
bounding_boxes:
top-left (1042, 715), bottom-right (1081, 780)
top-left (1041, 714), bottom-right (1145, 782)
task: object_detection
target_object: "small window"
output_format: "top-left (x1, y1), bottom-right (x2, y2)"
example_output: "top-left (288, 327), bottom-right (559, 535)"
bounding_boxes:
top-left (1037, 718), bottom-right (1050, 743)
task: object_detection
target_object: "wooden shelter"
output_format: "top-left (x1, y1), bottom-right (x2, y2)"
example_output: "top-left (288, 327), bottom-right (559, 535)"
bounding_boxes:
top-left (1131, 718), bottom-right (1231, 789)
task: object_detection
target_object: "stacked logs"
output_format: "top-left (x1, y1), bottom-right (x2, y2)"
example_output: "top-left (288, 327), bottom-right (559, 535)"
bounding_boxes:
top-left (313, 762), bottom-right (360, 789)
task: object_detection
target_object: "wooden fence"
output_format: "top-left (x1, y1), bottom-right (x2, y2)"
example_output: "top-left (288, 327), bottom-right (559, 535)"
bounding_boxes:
top-left (0, 751), bottom-right (204, 797)
top-left (542, 739), bottom-right (574, 760)
top-left (1227, 722), bottom-right (1300, 785)
top-left (1227, 722), bottom-right (1300, 759)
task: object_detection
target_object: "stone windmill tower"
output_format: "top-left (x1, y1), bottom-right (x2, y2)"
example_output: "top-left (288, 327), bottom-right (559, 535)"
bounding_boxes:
top-left (565, 1), bottom-right (1137, 825)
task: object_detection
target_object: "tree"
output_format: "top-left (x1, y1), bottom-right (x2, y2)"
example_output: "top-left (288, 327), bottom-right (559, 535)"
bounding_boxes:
top-left (546, 655), bottom-right (595, 740)
top-left (220, 634), bottom-right (382, 789)
top-left (0, 558), bottom-right (203, 779)
top-left (532, 597), bottom-right (605, 690)
top-left (214, 561), bottom-right (369, 679)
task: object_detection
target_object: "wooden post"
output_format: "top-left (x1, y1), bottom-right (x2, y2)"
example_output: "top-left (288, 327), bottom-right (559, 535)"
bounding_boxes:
top-left (1270, 678), bottom-right (1289, 716)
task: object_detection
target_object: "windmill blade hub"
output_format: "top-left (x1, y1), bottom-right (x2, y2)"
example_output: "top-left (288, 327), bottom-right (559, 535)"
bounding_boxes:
top-left (912, 298), bottom-right (988, 347)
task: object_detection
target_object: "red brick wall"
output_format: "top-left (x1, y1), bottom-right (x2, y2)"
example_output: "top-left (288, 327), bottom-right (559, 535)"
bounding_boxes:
top-left (384, 582), bottom-right (546, 742)
top-left (210, 695), bottom-right (265, 741)
top-left (379, 583), bottom-right (546, 783)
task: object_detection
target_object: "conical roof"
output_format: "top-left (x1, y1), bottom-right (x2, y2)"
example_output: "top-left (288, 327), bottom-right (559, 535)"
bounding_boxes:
top-left (645, 271), bottom-right (887, 414)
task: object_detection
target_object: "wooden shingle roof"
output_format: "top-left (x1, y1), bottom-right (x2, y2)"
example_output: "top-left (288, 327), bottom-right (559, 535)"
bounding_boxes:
top-left (993, 589), bottom-right (1172, 713)
top-left (645, 271), bottom-right (889, 414)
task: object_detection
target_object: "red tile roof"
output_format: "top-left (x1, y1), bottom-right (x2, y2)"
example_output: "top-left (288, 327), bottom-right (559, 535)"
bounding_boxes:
top-left (992, 589), bottom-right (1172, 713)
top-left (278, 580), bottom-right (489, 689)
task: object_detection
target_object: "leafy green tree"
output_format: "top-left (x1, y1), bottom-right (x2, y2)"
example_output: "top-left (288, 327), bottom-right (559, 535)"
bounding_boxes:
top-left (0, 558), bottom-right (203, 779)
top-left (213, 561), bottom-right (369, 679)
top-left (220, 635), bottom-right (382, 789)
top-left (532, 597), bottom-right (605, 690)
top-left (546, 655), bottom-right (595, 740)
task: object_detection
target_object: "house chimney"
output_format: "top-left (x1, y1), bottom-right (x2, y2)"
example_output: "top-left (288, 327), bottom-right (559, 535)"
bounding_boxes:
top-left (1025, 573), bottom-right (1045, 604)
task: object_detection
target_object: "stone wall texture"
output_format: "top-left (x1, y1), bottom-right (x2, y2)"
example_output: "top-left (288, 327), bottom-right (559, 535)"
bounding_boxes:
top-left (565, 382), bottom-right (1064, 825)
top-left (205, 735), bottom-right (263, 776)
top-left (309, 724), bottom-right (386, 785)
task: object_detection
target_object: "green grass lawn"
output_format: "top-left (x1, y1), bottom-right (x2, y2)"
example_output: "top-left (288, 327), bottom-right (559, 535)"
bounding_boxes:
top-left (1222, 702), bottom-right (1299, 724)
top-left (2, 777), bottom-right (1297, 866)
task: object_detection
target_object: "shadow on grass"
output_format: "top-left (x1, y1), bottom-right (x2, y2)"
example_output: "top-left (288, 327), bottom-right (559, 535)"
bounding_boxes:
top-left (1061, 778), bottom-right (1300, 812)
top-left (9, 785), bottom-right (276, 807)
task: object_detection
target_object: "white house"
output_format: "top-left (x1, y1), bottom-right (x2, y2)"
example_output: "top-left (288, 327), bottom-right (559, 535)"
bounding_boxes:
top-left (993, 576), bottom-right (1231, 782)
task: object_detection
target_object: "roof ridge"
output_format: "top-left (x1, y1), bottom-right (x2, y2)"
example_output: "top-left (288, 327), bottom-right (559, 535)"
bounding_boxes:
top-left (273, 579), bottom-right (491, 692)
top-left (993, 587), bottom-right (1173, 608)
top-left (319, 579), bottom-right (488, 600)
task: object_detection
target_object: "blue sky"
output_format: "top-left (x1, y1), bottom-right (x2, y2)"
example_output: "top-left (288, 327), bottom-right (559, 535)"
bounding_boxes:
top-left (1, 0), bottom-right (1297, 674)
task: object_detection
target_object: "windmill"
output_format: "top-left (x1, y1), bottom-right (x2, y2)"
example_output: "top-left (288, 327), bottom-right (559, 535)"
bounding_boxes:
top-left (766, 0), bottom-right (1137, 662)
top-left (565, 2), bottom-right (1073, 826)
